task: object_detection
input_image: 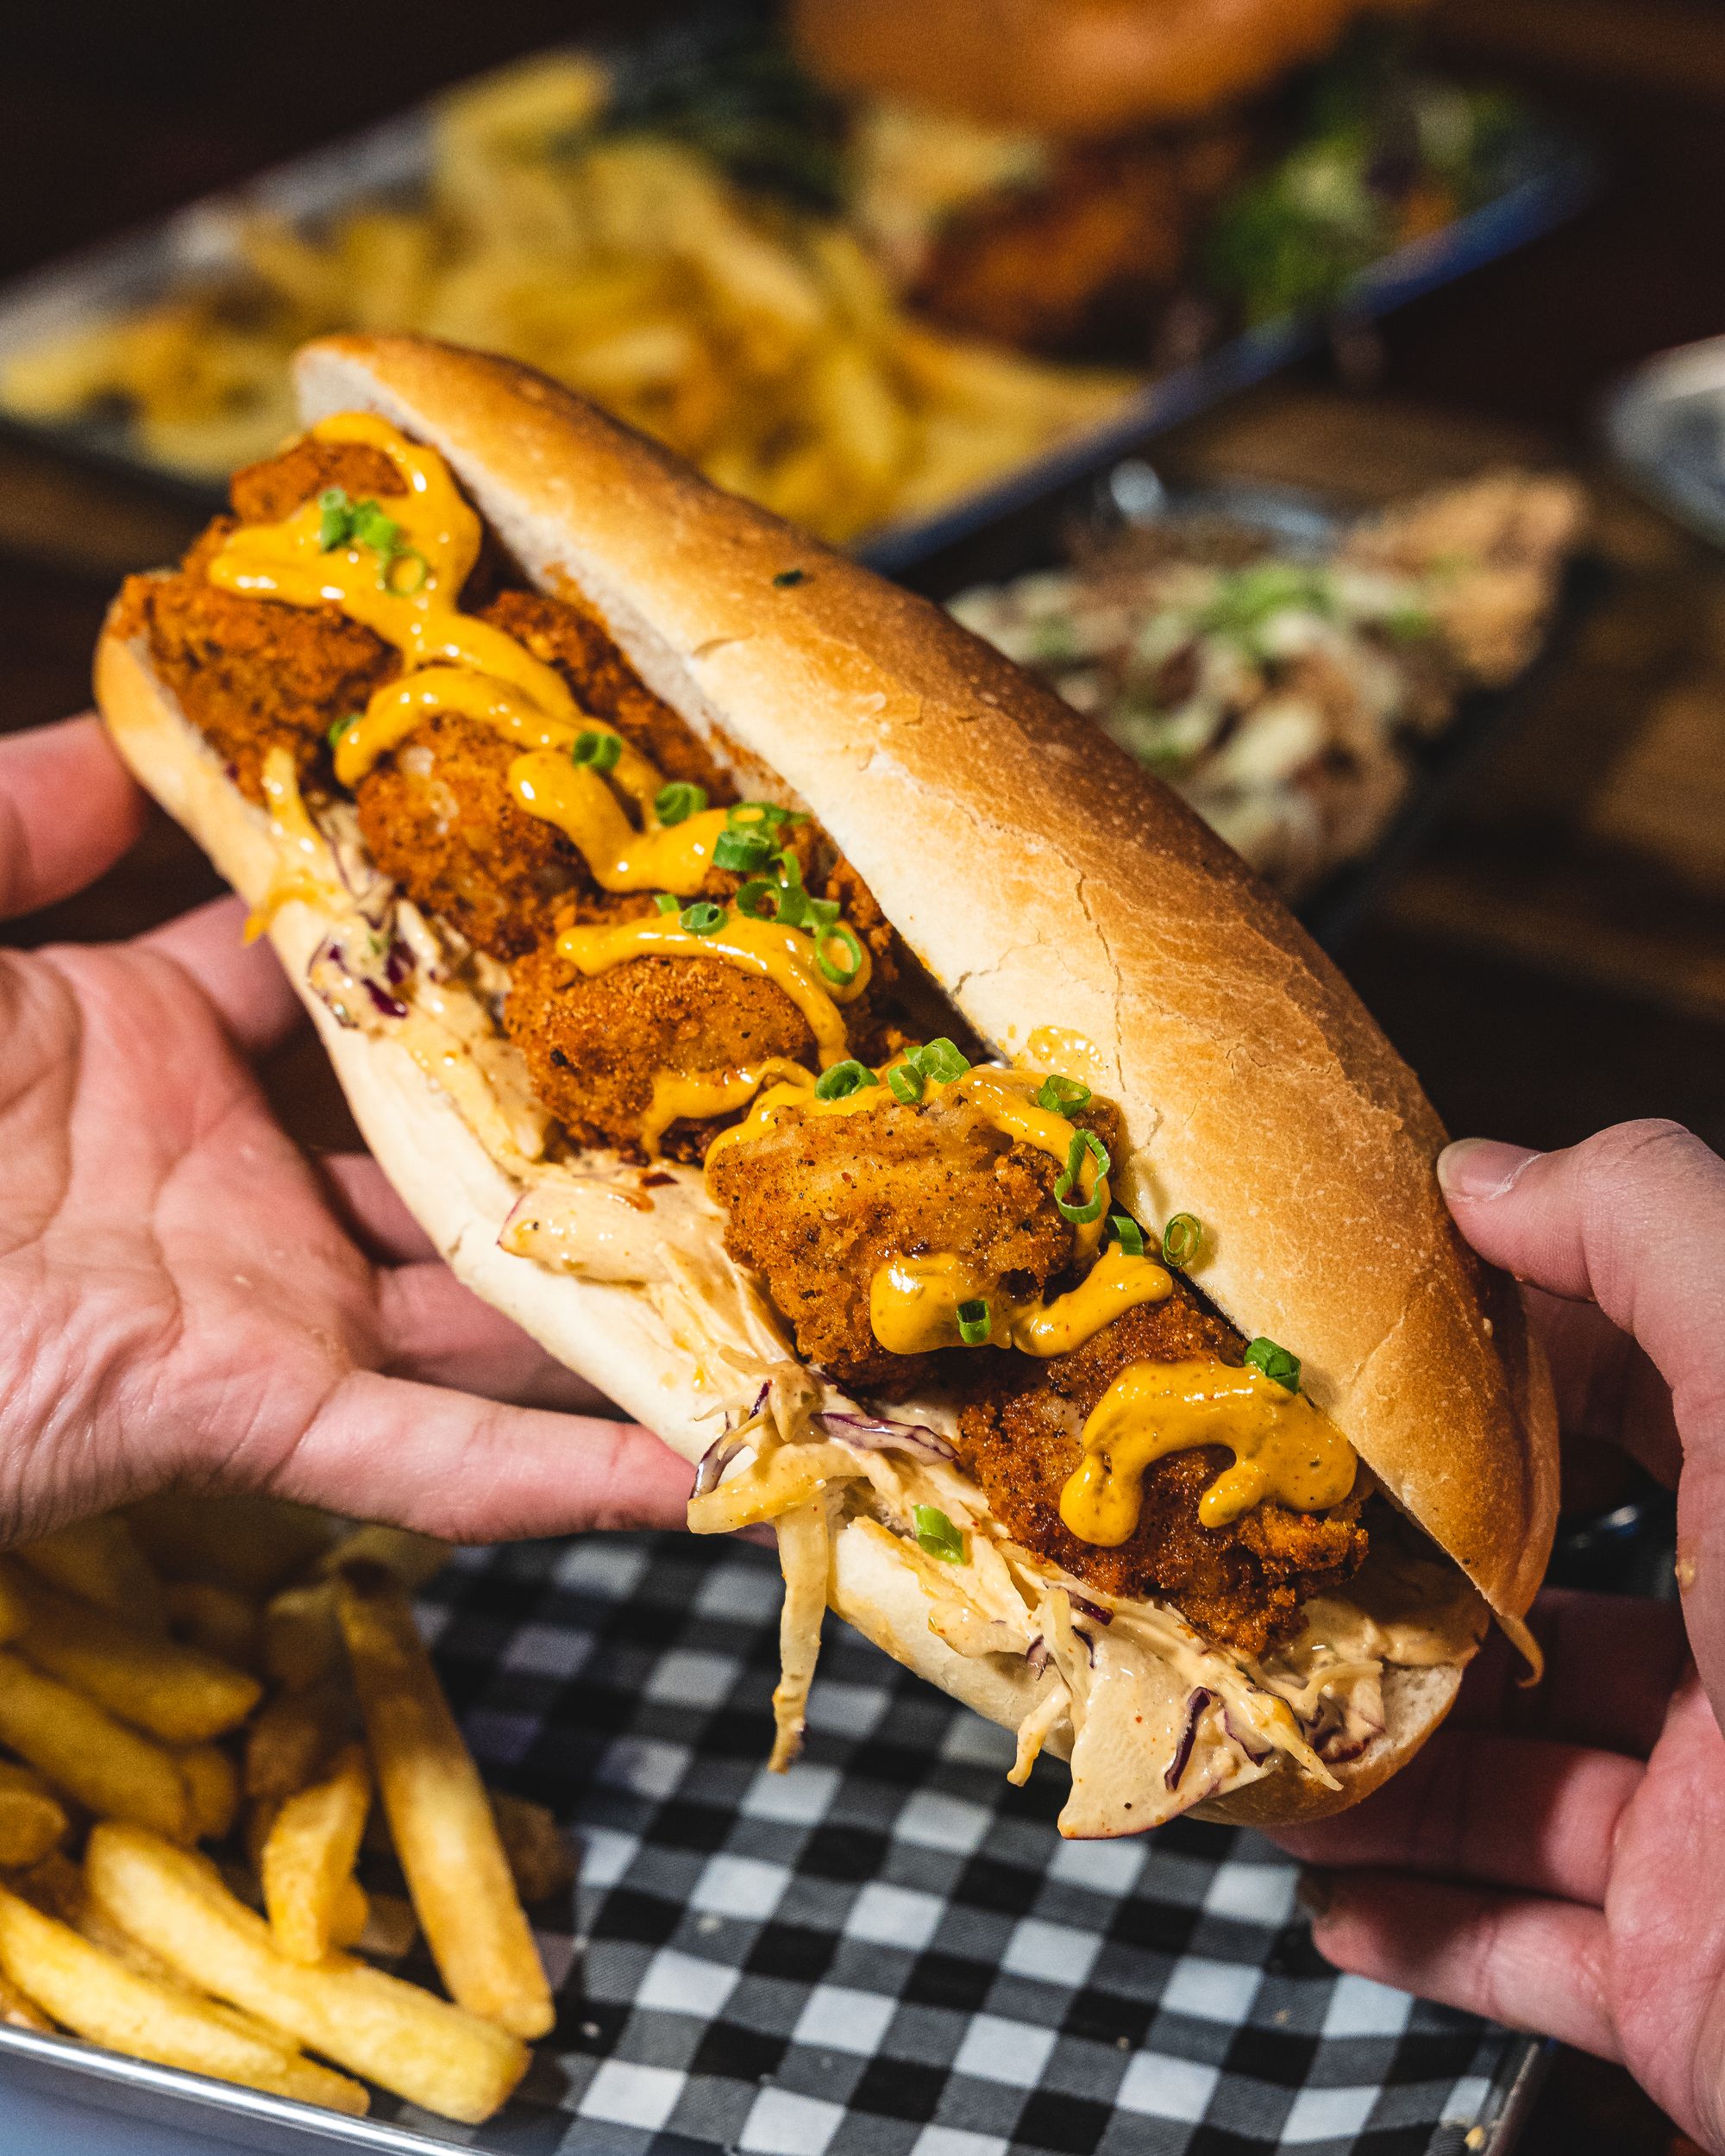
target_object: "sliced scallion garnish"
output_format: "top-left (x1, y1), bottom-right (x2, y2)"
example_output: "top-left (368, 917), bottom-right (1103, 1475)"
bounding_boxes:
top-left (887, 1063), bottom-right (924, 1105)
top-left (679, 900), bottom-right (726, 935)
top-left (816, 922), bottom-right (864, 987)
top-left (814, 1060), bottom-right (879, 1100)
top-left (1110, 1213), bottom-right (1145, 1258)
top-left (1244, 1337), bottom-right (1300, 1392)
top-left (1161, 1213), bottom-right (1202, 1269)
top-left (911, 1037), bottom-right (969, 1084)
top-left (1054, 1128), bottom-right (1110, 1224)
top-left (655, 780), bottom-right (707, 826)
top-left (956, 1298), bottom-right (992, 1346)
top-left (573, 730), bottom-right (623, 774)
top-left (1034, 1073), bottom-right (1092, 1115)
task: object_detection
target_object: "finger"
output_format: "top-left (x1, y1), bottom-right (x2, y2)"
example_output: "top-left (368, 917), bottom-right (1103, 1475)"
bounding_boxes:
top-left (318, 1153), bottom-right (438, 1266)
top-left (1301, 1870), bottom-right (1617, 2059)
top-left (268, 1370), bottom-right (694, 1541)
top-left (0, 715), bottom-right (147, 918)
top-left (138, 894), bottom-right (304, 1056)
top-left (1439, 1123), bottom-right (1722, 1465)
top-left (378, 1262), bottom-right (617, 1414)
top-left (1453, 1589), bottom-right (1689, 1758)
top-left (1270, 1724), bottom-right (1640, 1903)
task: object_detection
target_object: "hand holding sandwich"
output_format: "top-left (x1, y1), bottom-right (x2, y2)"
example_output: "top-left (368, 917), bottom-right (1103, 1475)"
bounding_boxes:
top-left (0, 712), bottom-right (692, 1543)
top-left (1283, 1121), bottom-right (1725, 2155)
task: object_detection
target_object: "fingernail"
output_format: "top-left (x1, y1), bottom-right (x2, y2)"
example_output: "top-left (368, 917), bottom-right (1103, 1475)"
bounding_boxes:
top-left (1437, 1138), bottom-right (1540, 1202)
top-left (1295, 1868), bottom-right (1336, 1921)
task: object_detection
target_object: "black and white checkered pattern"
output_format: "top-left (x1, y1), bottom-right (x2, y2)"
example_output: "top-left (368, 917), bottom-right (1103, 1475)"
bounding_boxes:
top-left (364, 1533), bottom-right (1532, 2156)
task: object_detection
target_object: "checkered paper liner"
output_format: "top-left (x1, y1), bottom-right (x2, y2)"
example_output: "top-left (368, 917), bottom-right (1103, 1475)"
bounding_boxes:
top-left (354, 1532), bottom-right (1530, 2156)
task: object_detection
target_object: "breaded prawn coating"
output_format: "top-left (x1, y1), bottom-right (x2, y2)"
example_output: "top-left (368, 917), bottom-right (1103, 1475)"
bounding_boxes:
top-left (110, 440), bottom-right (408, 805)
top-left (708, 1092), bottom-right (1080, 1391)
top-left (354, 712), bottom-right (583, 960)
top-left (956, 1297), bottom-right (1368, 1654)
top-left (505, 944), bottom-right (817, 1163)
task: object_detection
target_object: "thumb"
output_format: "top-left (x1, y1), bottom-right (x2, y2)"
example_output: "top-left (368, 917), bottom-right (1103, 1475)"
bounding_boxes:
top-left (1439, 1120), bottom-right (1725, 1695)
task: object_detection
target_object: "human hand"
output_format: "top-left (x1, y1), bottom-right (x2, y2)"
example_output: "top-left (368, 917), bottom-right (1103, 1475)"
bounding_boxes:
top-left (0, 714), bottom-right (693, 1545)
top-left (1277, 1121), bottom-right (1725, 2153)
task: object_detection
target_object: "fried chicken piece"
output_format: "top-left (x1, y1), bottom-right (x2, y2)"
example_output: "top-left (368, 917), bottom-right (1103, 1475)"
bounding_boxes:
top-left (957, 1296), bottom-right (1367, 1654)
top-left (229, 438), bottom-right (403, 526)
top-left (505, 943), bottom-right (818, 1163)
top-left (109, 441), bottom-right (410, 805)
top-left (354, 711), bottom-right (586, 960)
top-left (708, 1091), bottom-right (1091, 1391)
top-left (480, 590), bottom-right (731, 798)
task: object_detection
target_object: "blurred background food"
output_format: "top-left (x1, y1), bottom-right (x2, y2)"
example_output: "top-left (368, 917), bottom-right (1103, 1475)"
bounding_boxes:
top-left (0, 6), bottom-right (1555, 545)
top-left (950, 465), bottom-right (1584, 895)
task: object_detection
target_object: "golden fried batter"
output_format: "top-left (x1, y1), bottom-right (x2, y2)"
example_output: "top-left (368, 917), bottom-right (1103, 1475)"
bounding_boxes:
top-left (505, 944), bottom-right (818, 1163)
top-left (229, 438), bottom-right (403, 526)
top-left (709, 1093), bottom-right (1081, 1390)
top-left (480, 589), bottom-right (731, 797)
top-left (354, 712), bottom-right (585, 960)
top-left (957, 1298), bottom-right (1367, 1653)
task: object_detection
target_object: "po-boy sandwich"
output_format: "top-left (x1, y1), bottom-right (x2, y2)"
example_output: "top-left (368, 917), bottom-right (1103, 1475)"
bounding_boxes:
top-left (97, 335), bottom-right (1556, 1836)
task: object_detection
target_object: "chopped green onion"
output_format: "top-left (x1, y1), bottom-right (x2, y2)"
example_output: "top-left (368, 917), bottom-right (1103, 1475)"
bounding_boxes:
top-left (655, 780), bottom-right (707, 826)
top-left (1161, 1213), bottom-right (1203, 1269)
top-left (351, 499), bottom-right (401, 555)
top-left (327, 712), bottom-right (360, 752)
top-left (1033, 1073), bottom-right (1092, 1115)
top-left (573, 730), bottom-right (623, 774)
top-left (913, 1504), bottom-right (964, 1562)
top-left (815, 922), bottom-right (864, 987)
top-left (380, 548), bottom-right (430, 595)
top-left (734, 876), bottom-right (778, 919)
top-left (713, 826), bottom-right (776, 874)
top-left (887, 1063), bottom-right (924, 1105)
top-left (1054, 1128), bottom-right (1110, 1224)
top-left (679, 901), bottom-right (726, 935)
top-left (910, 1037), bottom-right (969, 1084)
top-left (729, 802), bottom-right (794, 830)
top-left (1244, 1337), bottom-right (1301, 1392)
top-left (317, 488), bottom-right (353, 550)
top-left (814, 1059), bottom-right (879, 1100)
top-left (805, 896), bottom-right (839, 937)
top-left (773, 568), bottom-right (806, 587)
top-left (956, 1297), bottom-right (992, 1346)
top-left (1110, 1213), bottom-right (1145, 1258)
top-left (653, 893), bottom-right (681, 915)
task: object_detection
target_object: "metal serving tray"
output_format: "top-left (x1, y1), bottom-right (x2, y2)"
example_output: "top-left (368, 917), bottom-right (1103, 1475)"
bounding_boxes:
top-left (0, 16), bottom-right (1595, 575)
top-left (0, 1534), bottom-right (1548, 2156)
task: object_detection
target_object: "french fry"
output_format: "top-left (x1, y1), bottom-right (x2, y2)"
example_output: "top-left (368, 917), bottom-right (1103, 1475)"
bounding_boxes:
top-left (0, 1758), bottom-right (69, 1867)
top-left (0, 1965), bottom-right (53, 2033)
top-left (127, 1496), bottom-right (336, 1595)
top-left (330, 1876), bottom-right (370, 1953)
top-left (336, 1564), bottom-right (552, 2038)
top-left (13, 1518), bottom-right (166, 1632)
top-left (86, 1823), bottom-right (530, 2123)
top-left (166, 1580), bottom-right (261, 1671)
top-left (489, 1790), bottom-right (575, 1905)
top-left (244, 1676), bottom-right (354, 1805)
top-left (264, 1526), bottom-right (448, 1690)
top-left (262, 1744), bottom-right (371, 1966)
top-left (0, 1650), bottom-right (191, 1841)
top-left (173, 1743), bottom-right (239, 1843)
top-left (6, 1564), bottom-right (260, 1741)
top-left (0, 1880), bottom-right (368, 2115)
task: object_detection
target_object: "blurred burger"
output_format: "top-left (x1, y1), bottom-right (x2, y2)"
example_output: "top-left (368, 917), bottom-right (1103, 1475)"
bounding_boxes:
top-left (791, 0), bottom-right (1428, 354)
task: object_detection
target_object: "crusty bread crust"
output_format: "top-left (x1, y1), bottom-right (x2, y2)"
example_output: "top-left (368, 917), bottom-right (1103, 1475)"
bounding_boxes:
top-left (96, 333), bottom-right (1552, 1830)
top-left (788, 0), bottom-right (1419, 136)
top-left (285, 335), bottom-right (1557, 1634)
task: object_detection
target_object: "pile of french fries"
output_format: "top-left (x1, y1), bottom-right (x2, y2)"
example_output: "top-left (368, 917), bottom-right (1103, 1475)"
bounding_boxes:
top-left (0, 54), bottom-right (1135, 542)
top-left (0, 1495), bottom-right (575, 2124)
